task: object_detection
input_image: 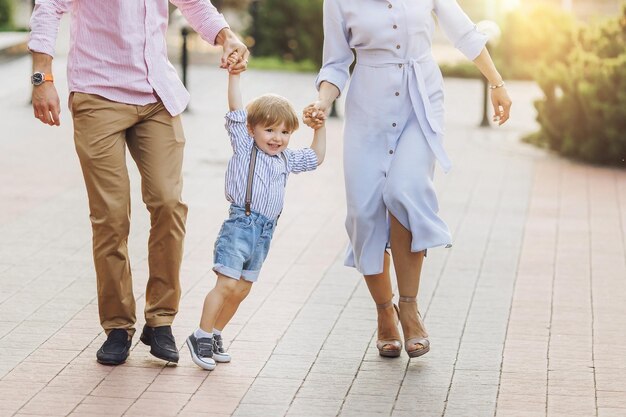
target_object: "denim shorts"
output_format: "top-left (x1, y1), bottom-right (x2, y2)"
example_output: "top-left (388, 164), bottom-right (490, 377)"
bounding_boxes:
top-left (213, 205), bottom-right (277, 282)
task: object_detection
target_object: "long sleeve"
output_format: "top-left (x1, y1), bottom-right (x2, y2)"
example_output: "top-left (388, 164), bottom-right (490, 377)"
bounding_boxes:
top-left (315, 0), bottom-right (354, 95)
top-left (170, 0), bottom-right (229, 45)
top-left (434, 0), bottom-right (488, 61)
top-left (28, 0), bottom-right (72, 58)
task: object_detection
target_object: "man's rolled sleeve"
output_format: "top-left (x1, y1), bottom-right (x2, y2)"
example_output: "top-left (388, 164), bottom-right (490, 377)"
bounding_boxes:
top-left (28, 0), bottom-right (71, 58)
top-left (171, 0), bottom-right (229, 45)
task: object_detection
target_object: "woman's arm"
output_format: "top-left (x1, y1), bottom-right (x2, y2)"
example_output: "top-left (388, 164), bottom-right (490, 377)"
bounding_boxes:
top-left (434, 0), bottom-right (512, 125)
top-left (303, 82), bottom-right (340, 129)
top-left (304, 0), bottom-right (352, 128)
top-left (472, 48), bottom-right (512, 125)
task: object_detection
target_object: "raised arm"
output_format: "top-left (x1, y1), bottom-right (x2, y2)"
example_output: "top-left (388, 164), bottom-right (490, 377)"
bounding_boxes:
top-left (310, 126), bottom-right (326, 166)
top-left (228, 73), bottom-right (243, 112)
top-left (29, 0), bottom-right (72, 126)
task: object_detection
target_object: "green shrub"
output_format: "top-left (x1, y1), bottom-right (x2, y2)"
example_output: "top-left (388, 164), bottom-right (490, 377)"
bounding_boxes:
top-left (248, 0), bottom-right (323, 66)
top-left (526, 6), bottom-right (626, 165)
top-left (493, 5), bottom-right (578, 80)
top-left (0, 0), bottom-right (14, 30)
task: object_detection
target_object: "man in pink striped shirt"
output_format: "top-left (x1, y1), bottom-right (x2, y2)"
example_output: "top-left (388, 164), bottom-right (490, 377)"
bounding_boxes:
top-left (29, 0), bottom-right (249, 366)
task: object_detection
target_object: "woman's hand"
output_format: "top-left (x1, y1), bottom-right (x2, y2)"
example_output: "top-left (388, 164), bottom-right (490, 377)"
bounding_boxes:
top-left (303, 100), bottom-right (332, 129)
top-left (490, 87), bottom-right (512, 126)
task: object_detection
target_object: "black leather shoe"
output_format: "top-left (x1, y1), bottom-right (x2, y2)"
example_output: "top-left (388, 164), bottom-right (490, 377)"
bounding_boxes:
top-left (97, 329), bottom-right (131, 365)
top-left (140, 324), bottom-right (179, 363)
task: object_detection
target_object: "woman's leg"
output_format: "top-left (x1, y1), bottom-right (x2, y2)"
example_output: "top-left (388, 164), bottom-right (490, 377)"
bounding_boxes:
top-left (364, 252), bottom-right (402, 353)
top-left (389, 214), bottom-right (428, 353)
top-left (214, 279), bottom-right (253, 331)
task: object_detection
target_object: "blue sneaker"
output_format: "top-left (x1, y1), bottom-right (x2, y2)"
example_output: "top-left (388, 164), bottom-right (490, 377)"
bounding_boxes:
top-left (186, 333), bottom-right (216, 370)
top-left (212, 334), bottom-right (231, 363)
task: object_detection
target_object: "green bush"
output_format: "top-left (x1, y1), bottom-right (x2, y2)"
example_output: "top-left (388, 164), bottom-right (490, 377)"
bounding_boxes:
top-left (526, 6), bottom-right (626, 165)
top-left (248, 0), bottom-right (323, 66)
top-left (0, 0), bottom-right (14, 30)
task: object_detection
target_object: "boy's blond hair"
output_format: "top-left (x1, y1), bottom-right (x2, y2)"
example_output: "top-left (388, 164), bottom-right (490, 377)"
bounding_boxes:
top-left (246, 94), bottom-right (299, 132)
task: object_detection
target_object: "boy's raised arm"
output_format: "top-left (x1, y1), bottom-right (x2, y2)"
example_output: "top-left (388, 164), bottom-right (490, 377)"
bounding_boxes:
top-left (227, 52), bottom-right (243, 111)
top-left (228, 73), bottom-right (243, 111)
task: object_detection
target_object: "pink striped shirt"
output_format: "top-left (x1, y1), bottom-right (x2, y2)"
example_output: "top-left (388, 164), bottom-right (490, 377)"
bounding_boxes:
top-left (29, 0), bottom-right (229, 116)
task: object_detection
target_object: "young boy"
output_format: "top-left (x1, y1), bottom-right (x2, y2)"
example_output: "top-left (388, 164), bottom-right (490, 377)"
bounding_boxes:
top-left (186, 54), bottom-right (326, 370)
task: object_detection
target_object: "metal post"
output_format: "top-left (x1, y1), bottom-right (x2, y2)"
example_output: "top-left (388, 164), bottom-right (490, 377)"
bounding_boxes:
top-left (480, 76), bottom-right (490, 127)
top-left (249, 0), bottom-right (260, 55)
top-left (181, 27), bottom-right (189, 89)
top-left (329, 101), bottom-right (338, 118)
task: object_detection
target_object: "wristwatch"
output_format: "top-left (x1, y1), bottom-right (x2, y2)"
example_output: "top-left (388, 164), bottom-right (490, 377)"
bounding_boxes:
top-left (31, 71), bottom-right (54, 86)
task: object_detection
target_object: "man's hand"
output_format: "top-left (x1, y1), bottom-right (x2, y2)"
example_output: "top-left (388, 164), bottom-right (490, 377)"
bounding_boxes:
top-left (32, 82), bottom-right (61, 126)
top-left (303, 100), bottom-right (331, 129)
top-left (216, 28), bottom-right (249, 74)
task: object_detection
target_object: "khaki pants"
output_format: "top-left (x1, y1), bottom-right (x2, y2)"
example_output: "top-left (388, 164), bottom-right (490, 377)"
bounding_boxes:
top-left (71, 93), bottom-right (188, 335)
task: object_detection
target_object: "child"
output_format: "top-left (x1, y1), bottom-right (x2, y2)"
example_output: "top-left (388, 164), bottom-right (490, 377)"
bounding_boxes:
top-left (186, 53), bottom-right (326, 370)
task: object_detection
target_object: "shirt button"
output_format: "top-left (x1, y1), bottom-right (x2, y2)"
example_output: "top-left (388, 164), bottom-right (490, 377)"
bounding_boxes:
top-left (395, 92), bottom-right (400, 96)
top-left (398, 64), bottom-right (403, 68)
top-left (389, 150), bottom-right (394, 154)
top-left (396, 45), bottom-right (401, 49)
top-left (392, 122), bottom-right (397, 127)
top-left (388, 4), bottom-right (392, 8)
top-left (393, 24), bottom-right (398, 29)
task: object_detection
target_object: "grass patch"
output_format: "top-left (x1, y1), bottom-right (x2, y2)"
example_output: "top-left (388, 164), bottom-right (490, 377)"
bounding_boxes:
top-left (248, 56), bottom-right (317, 73)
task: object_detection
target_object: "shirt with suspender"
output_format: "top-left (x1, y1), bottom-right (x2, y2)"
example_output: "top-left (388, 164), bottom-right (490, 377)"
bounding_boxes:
top-left (223, 109), bottom-right (318, 220)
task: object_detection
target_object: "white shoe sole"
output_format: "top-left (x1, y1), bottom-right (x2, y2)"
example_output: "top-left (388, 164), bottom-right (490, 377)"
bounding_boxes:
top-left (213, 352), bottom-right (231, 363)
top-left (186, 338), bottom-right (216, 370)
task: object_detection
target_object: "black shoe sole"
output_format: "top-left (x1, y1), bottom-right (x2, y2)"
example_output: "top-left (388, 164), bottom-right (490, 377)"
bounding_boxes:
top-left (96, 357), bottom-right (127, 366)
top-left (140, 333), bottom-right (180, 363)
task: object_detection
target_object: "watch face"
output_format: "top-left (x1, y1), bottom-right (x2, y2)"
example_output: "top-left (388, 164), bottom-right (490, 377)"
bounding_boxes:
top-left (32, 72), bottom-right (44, 86)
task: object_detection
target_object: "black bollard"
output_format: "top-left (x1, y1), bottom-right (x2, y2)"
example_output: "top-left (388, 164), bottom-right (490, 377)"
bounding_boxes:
top-left (480, 76), bottom-right (490, 127)
top-left (181, 27), bottom-right (189, 89)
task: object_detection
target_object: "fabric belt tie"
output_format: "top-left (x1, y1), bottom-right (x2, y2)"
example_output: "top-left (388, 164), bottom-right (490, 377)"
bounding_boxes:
top-left (356, 55), bottom-right (452, 173)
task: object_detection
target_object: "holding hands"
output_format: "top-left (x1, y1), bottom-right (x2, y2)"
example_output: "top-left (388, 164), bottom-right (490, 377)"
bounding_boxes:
top-left (302, 100), bottom-right (331, 130)
top-left (216, 28), bottom-right (249, 74)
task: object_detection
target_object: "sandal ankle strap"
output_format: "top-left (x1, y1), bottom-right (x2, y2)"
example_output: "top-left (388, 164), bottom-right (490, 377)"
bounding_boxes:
top-left (376, 298), bottom-right (394, 310)
top-left (399, 295), bottom-right (417, 303)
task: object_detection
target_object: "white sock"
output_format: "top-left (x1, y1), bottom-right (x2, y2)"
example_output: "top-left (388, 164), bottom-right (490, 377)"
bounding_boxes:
top-left (194, 328), bottom-right (213, 339)
top-left (213, 328), bottom-right (222, 336)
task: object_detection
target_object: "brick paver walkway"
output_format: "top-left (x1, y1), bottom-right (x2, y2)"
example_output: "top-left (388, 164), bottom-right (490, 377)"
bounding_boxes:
top-left (1, 53), bottom-right (625, 417)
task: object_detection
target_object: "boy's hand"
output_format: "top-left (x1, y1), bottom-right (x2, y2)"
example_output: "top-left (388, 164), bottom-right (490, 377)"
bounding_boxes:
top-left (227, 51), bottom-right (239, 68)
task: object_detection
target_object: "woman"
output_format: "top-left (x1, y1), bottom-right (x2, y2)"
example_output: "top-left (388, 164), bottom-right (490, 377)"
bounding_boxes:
top-left (304, 0), bottom-right (512, 358)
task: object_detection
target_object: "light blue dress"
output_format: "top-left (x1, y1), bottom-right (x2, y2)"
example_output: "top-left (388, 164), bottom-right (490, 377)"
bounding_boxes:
top-left (316, 0), bottom-right (488, 275)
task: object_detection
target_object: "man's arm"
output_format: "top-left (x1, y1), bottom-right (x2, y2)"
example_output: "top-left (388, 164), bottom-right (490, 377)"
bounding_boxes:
top-left (309, 126), bottom-right (326, 166)
top-left (32, 52), bottom-right (60, 126)
top-left (29, 1), bottom-right (71, 126)
top-left (170, 0), bottom-right (249, 73)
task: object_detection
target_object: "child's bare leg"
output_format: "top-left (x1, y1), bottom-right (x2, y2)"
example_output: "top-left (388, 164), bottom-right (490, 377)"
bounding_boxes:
top-left (199, 274), bottom-right (240, 332)
top-left (214, 278), bottom-right (253, 331)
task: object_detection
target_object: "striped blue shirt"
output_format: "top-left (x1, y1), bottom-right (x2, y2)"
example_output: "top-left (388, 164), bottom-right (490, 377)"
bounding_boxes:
top-left (223, 110), bottom-right (318, 219)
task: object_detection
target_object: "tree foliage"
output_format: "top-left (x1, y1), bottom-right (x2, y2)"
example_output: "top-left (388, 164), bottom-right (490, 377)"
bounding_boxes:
top-left (526, 6), bottom-right (626, 165)
top-left (248, 0), bottom-right (323, 66)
